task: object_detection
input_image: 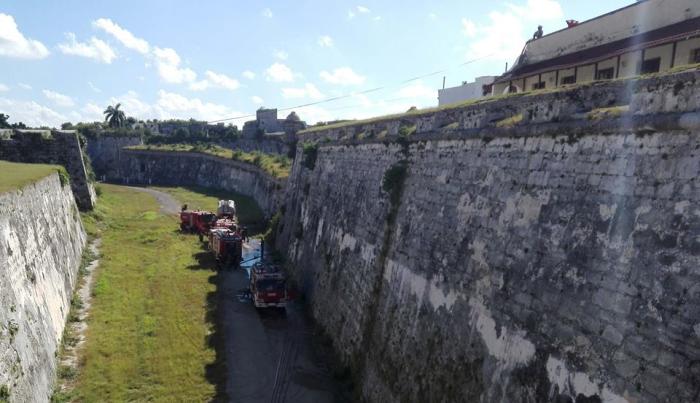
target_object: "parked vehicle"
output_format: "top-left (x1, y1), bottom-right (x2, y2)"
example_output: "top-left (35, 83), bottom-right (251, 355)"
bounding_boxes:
top-left (180, 210), bottom-right (216, 240)
top-left (217, 199), bottom-right (236, 219)
top-left (250, 262), bottom-right (287, 309)
top-left (209, 228), bottom-right (242, 268)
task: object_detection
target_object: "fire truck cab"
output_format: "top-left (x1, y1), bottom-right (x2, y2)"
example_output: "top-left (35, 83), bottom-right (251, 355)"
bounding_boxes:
top-left (208, 228), bottom-right (242, 269)
top-left (250, 263), bottom-right (287, 309)
top-left (180, 210), bottom-right (216, 236)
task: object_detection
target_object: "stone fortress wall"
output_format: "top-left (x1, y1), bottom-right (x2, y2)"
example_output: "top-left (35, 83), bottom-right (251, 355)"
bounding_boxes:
top-left (0, 173), bottom-right (87, 402)
top-left (273, 70), bottom-right (700, 402)
top-left (0, 130), bottom-right (95, 210)
top-left (107, 149), bottom-right (283, 217)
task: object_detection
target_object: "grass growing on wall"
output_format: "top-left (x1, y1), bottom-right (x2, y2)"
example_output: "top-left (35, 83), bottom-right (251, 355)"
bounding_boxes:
top-left (127, 143), bottom-right (292, 179)
top-left (0, 160), bottom-right (64, 194)
top-left (66, 184), bottom-right (225, 402)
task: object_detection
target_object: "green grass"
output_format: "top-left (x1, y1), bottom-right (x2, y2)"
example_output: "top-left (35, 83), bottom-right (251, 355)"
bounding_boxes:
top-left (587, 105), bottom-right (630, 121)
top-left (0, 160), bottom-right (64, 194)
top-left (496, 113), bottom-right (524, 128)
top-left (127, 143), bottom-right (292, 179)
top-left (67, 184), bottom-right (225, 402)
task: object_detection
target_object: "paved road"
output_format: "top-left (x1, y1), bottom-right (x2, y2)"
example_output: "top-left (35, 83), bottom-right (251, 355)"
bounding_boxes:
top-left (130, 186), bottom-right (341, 403)
top-left (220, 240), bottom-right (338, 403)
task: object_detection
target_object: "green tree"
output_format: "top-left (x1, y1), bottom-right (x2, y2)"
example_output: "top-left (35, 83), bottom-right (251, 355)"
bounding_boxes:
top-left (0, 113), bottom-right (10, 128)
top-left (103, 104), bottom-right (126, 128)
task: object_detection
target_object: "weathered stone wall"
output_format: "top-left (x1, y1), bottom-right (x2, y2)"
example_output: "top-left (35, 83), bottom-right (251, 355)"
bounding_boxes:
top-left (0, 130), bottom-right (96, 210)
top-left (85, 135), bottom-right (143, 180)
top-left (221, 137), bottom-right (291, 156)
top-left (0, 173), bottom-right (87, 403)
top-left (276, 70), bottom-right (700, 402)
top-left (86, 136), bottom-right (290, 181)
top-left (113, 150), bottom-right (283, 217)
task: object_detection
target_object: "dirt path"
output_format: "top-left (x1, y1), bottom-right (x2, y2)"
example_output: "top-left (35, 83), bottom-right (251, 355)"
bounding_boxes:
top-left (125, 186), bottom-right (181, 215)
top-left (56, 238), bottom-right (100, 393)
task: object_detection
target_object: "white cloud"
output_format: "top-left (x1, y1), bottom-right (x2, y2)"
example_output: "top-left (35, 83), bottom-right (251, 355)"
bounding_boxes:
top-left (428, 13), bottom-right (438, 20)
top-left (205, 71), bottom-right (239, 90)
top-left (155, 90), bottom-right (241, 122)
top-left (58, 33), bottom-right (116, 64)
top-left (108, 90), bottom-right (153, 118)
top-left (79, 103), bottom-right (105, 122)
top-left (396, 81), bottom-right (436, 101)
top-left (242, 70), bottom-right (256, 80)
top-left (88, 81), bottom-right (101, 93)
top-left (461, 19), bottom-right (477, 37)
top-left (189, 70), bottom-right (240, 91)
top-left (348, 6), bottom-right (374, 20)
top-left (152, 46), bottom-right (197, 84)
top-left (102, 90), bottom-right (241, 123)
top-left (318, 35), bottom-right (334, 48)
top-left (273, 50), bottom-right (288, 60)
top-left (463, 0), bottom-right (563, 60)
top-left (295, 105), bottom-right (334, 125)
top-left (251, 96), bottom-right (264, 104)
top-left (265, 63), bottom-right (295, 83)
top-left (282, 83), bottom-right (324, 100)
top-left (92, 18), bottom-right (149, 54)
top-left (0, 97), bottom-right (65, 127)
top-left (42, 89), bottom-right (75, 107)
top-left (320, 67), bottom-right (365, 86)
top-left (262, 8), bottom-right (273, 18)
top-left (0, 13), bottom-right (49, 59)
top-left (18, 83), bottom-right (32, 90)
top-left (0, 84), bottom-right (8, 92)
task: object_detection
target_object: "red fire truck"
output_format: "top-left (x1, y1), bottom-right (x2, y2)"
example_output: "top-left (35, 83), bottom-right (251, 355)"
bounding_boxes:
top-left (180, 210), bottom-right (216, 240)
top-left (250, 262), bottom-right (287, 309)
top-left (208, 228), bottom-right (242, 268)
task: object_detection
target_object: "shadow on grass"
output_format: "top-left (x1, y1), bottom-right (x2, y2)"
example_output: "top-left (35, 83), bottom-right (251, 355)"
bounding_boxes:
top-left (188, 251), bottom-right (217, 271)
top-left (204, 270), bottom-right (229, 402)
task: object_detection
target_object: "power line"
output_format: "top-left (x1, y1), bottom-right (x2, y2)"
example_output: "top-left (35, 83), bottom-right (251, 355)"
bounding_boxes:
top-left (206, 54), bottom-right (494, 124)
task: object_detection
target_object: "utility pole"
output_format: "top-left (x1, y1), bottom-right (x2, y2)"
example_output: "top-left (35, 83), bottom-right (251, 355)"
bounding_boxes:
top-left (442, 76), bottom-right (446, 89)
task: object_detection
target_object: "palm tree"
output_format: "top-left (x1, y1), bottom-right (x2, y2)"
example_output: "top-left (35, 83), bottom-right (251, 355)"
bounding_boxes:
top-left (104, 103), bottom-right (126, 128)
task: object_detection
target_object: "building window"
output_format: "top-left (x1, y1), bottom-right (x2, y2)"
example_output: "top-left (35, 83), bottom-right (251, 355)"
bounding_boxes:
top-left (508, 85), bottom-right (518, 94)
top-left (693, 48), bottom-right (700, 64)
top-left (640, 57), bottom-right (661, 74)
top-left (532, 82), bottom-right (546, 90)
top-left (561, 76), bottom-right (576, 85)
top-left (596, 68), bottom-right (615, 80)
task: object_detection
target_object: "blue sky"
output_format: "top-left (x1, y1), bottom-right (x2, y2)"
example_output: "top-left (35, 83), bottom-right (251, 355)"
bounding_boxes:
top-left (0, 0), bottom-right (633, 128)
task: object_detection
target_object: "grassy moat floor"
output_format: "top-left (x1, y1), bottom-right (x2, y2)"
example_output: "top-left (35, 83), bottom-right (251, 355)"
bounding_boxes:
top-left (54, 184), bottom-right (264, 402)
top-left (0, 160), bottom-right (63, 194)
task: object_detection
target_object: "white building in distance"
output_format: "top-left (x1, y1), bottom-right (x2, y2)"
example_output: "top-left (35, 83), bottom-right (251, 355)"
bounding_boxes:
top-left (438, 76), bottom-right (496, 106)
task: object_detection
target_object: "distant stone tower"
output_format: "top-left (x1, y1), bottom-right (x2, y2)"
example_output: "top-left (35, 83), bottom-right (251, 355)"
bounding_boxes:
top-left (283, 111), bottom-right (306, 142)
top-left (256, 108), bottom-right (280, 133)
